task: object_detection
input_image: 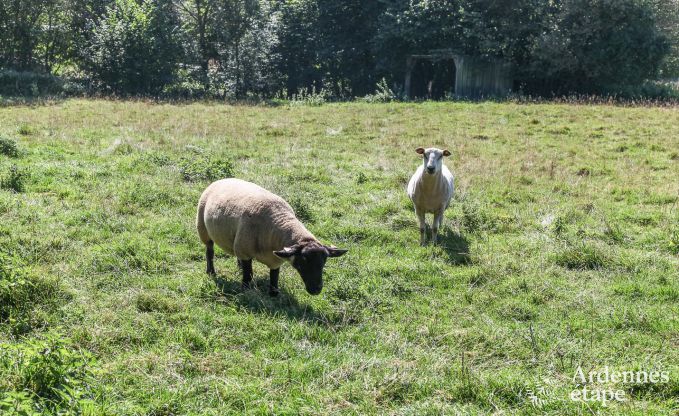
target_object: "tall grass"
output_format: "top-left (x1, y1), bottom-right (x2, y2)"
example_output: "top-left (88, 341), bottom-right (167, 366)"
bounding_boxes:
top-left (0, 99), bottom-right (676, 414)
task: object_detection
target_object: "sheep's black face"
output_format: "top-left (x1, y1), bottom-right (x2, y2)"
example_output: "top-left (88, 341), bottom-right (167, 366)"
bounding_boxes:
top-left (274, 242), bottom-right (348, 295)
top-left (292, 249), bottom-right (327, 295)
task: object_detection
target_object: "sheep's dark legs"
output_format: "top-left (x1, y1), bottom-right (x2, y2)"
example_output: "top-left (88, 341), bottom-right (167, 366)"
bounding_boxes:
top-left (269, 268), bottom-right (280, 297)
top-left (239, 259), bottom-right (253, 289)
top-left (205, 240), bottom-right (216, 276)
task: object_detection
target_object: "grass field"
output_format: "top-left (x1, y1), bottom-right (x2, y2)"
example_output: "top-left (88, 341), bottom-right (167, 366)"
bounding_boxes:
top-left (0, 99), bottom-right (677, 415)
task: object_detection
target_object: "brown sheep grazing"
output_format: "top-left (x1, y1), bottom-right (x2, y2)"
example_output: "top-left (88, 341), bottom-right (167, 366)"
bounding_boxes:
top-left (196, 178), bottom-right (347, 296)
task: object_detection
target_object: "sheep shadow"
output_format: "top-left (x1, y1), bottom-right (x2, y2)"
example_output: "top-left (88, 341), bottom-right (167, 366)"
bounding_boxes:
top-left (436, 228), bottom-right (471, 265)
top-left (209, 274), bottom-right (333, 325)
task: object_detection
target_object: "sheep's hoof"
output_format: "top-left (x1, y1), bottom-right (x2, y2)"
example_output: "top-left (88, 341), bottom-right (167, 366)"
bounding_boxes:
top-left (269, 288), bottom-right (280, 297)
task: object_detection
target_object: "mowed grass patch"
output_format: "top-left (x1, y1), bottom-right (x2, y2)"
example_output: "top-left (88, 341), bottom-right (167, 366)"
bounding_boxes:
top-left (0, 99), bottom-right (677, 414)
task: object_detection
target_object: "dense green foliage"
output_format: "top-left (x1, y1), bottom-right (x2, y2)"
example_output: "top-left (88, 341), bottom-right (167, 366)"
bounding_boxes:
top-left (527, 0), bottom-right (670, 94)
top-left (84, 0), bottom-right (182, 94)
top-left (0, 0), bottom-right (676, 97)
top-left (0, 99), bottom-right (677, 413)
top-left (0, 136), bottom-right (19, 158)
top-left (0, 335), bottom-right (96, 415)
top-left (648, 0), bottom-right (679, 77)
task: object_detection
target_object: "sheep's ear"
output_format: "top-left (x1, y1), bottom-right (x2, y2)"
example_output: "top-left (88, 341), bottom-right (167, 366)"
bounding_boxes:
top-left (443, 149), bottom-right (451, 157)
top-left (415, 147), bottom-right (425, 155)
top-left (326, 246), bottom-right (348, 258)
top-left (274, 247), bottom-right (297, 258)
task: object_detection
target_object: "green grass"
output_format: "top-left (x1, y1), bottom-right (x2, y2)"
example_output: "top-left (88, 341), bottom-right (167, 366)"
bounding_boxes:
top-left (0, 99), bottom-right (677, 414)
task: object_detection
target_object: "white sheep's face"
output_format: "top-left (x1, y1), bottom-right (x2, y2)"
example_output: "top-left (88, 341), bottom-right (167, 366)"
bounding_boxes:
top-left (416, 147), bottom-right (451, 175)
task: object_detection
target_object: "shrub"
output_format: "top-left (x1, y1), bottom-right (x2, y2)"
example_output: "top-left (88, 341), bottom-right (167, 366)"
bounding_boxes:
top-left (608, 80), bottom-right (679, 100)
top-left (0, 70), bottom-right (66, 97)
top-left (0, 136), bottom-right (19, 157)
top-left (161, 77), bottom-right (206, 99)
top-left (1, 165), bottom-right (27, 192)
top-left (17, 124), bottom-right (35, 136)
top-left (84, 0), bottom-right (182, 95)
top-left (0, 335), bottom-right (96, 414)
top-left (178, 156), bottom-right (234, 182)
top-left (530, 0), bottom-right (669, 94)
top-left (288, 87), bottom-right (329, 106)
top-left (362, 78), bottom-right (397, 103)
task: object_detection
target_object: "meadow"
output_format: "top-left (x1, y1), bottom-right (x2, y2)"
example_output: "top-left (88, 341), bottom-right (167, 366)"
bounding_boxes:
top-left (0, 99), bottom-right (677, 415)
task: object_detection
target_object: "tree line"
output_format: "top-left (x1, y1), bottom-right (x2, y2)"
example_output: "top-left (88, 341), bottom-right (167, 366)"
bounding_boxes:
top-left (0, 0), bottom-right (677, 98)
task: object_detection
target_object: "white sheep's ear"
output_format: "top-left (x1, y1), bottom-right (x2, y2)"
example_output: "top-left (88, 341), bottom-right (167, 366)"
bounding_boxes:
top-left (415, 147), bottom-right (425, 155)
top-left (326, 246), bottom-right (348, 258)
top-left (443, 149), bottom-right (451, 157)
top-left (274, 247), bottom-right (297, 259)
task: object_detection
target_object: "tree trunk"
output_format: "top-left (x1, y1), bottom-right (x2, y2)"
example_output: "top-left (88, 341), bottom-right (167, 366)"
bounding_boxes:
top-left (196, 0), bottom-right (209, 84)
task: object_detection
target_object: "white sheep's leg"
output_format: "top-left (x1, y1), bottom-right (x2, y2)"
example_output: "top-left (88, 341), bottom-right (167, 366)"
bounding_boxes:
top-left (432, 209), bottom-right (444, 244)
top-left (415, 207), bottom-right (427, 246)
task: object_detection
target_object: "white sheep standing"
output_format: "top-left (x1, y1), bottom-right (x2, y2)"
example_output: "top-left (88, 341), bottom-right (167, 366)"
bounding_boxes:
top-left (196, 178), bottom-right (347, 296)
top-left (407, 147), bottom-right (455, 245)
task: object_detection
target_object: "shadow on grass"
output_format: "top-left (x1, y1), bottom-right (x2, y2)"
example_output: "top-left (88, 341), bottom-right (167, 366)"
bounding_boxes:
top-left (209, 274), bottom-right (333, 325)
top-left (437, 228), bottom-right (471, 265)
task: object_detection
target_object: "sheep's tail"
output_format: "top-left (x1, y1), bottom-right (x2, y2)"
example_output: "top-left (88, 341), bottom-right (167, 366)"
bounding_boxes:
top-left (196, 197), bottom-right (210, 245)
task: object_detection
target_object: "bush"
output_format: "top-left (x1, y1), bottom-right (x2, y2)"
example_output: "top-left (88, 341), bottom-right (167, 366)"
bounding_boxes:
top-left (0, 70), bottom-right (66, 97)
top-left (84, 0), bottom-right (182, 95)
top-left (609, 80), bottom-right (679, 100)
top-left (529, 0), bottom-right (669, 94)
top-left (1, 165), bottom-right (26, 192)
top-left (0, 136), bottom-right (19, 157)
top-left (0, 335), bottom-right (96, 415)
top-left (361, 78), bottom-right (397, 103)
top-left (288, 87), bottom-right (330, 106)
top-left (161, 69), bottom-right (207, 99)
